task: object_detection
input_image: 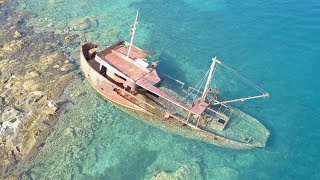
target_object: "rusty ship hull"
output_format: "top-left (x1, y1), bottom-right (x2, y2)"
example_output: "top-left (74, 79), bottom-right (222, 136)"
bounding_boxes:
top-left (80, 42), bottom-right (269, 149)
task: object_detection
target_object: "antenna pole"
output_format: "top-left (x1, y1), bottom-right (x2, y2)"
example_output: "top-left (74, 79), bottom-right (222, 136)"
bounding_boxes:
top-left (127, 9), bottom-right (139, 58)
top-left (202, 57), bottom-right (218, 99)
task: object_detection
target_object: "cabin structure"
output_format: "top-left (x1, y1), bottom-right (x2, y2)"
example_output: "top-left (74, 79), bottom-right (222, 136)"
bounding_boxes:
top-left (86, 40), bottom-right (212, 125)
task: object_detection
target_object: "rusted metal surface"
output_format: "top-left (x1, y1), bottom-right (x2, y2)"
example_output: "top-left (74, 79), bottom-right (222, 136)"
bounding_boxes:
top-left (114, 45), bottom-right (147, 59)
top-left (80, 42), bottom-right (270, 149)
top-left (80, 44), bottom-right (149, 112)
top-left (139, 69), bottom-right (161, 86)
top-left (99, 49), bottom-right (148, 81)
top-left (191, 98), bottom-right (209, 116)
top-left (136, 77), bottom-right (192, 111)
top-left (136, 77), bottom-right (207, 116)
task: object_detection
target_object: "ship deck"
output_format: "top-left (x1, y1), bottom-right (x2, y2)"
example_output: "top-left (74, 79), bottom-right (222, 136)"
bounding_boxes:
top-left (97, 42), bottom-right (150, 81)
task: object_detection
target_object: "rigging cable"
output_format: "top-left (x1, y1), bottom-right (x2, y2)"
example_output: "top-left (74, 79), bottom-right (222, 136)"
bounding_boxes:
top-left (194, 62), bottom-right (219, 98)
top-left (218, 62), bottom-right (267, 94)
top-left (182, 67), bottom-right (210, 100)
top-left (193, 67), bottom-right (209, 98)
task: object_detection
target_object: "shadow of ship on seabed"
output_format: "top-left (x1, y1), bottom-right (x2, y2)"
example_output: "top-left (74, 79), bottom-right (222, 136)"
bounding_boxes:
top-left (83, 149), bottom-right (158, 180)
top-left (156, 52), bottom-right (189, 84)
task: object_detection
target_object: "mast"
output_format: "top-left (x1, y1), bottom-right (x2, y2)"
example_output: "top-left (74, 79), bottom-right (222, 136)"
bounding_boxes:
top-left (202, 57), bottom-right (218, 99)
top-left (127, 9), bottom-right (139, 58)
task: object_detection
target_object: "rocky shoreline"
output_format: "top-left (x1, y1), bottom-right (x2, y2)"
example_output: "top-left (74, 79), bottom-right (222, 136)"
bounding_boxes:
top-left (0, 0), bottom-right (79, 178)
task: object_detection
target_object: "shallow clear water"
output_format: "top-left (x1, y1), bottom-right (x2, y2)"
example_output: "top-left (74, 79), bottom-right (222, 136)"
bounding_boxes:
top-left (16, 0), bottom-right (320, 179)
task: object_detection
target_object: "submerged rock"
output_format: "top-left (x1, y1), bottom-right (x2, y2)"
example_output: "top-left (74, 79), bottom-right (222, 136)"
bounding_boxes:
top-left (234, 153), bottom-right (255, 167)
top-left (63, 34), bottom-right (78, 45)
top-left (63, 127), bottom-right (76, 137)
top-left (209, 167), bottom-right (239, 180)
top-left (60, 63), bottom-right (76, 72)
top-left (72, 90), bottom-right (86, 97)
top-left (13, 31), bottom-right (22, 39)
top-left (84, 31), bottom-right (99, 42)
top-left (151, 162), bottom-right (203, 180)
top-left (36, 52), bottom-right (66, 72)
top-left (69, 17), bottom-right (97, 31)
top-left (2, 39), bottom-right (28, 52)
top-left (48, 0), bottom-right (65, 5)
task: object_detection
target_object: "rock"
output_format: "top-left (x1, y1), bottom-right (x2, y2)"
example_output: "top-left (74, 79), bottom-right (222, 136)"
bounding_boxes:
top-left (151, 162), bottom-right (203, 180)
top-left (0, 91), bottom-right (11, 105)
top-left (27, 70), bottom-right (40, 78)
top-left (53, 64), bottom-right (60, 69)
top-left (209, 167), bottom-right (239, 180)
top-left (60, 63), bottom-right (75, 72)
top-left (2, 39), bottom-right (28, 52)
top-left (13, 31), bottom-right (22, 39)
top-left (43, 107), bottom-right (58, 115)
top-left (0, 97), bottom-right (4, 114)
top-left (0, 70), bottom-right (11, 84)
top-left (46, 99), bottom-right (68, 115)
top-left (72, 90), bottom-right (86, 97)
top-left (0, 51), bottom-right (5, 59)
top-left (0, 121), bottom-right (14, 136)
top-left (64, 127), bottom-right (76, 137)
top-left (37, 52), bottom-right (66, 72)
top-left (48, 100), bottom-right (58, 108)
top-left (2, 43), bottom-right (13, 52)
top-left (69, 17), bottom-right (97, 31)
top-left (4, 83), bottom-right (13, 89)
top-left (84, 31), bottom-right (98, 42)
top-left (0, 30), bottom-right (8, 37)
top-left (63, 34), bottom-right (78, 44)
top-left (0, 114), bottom-right (23, 140)
top-left (31, 91), bottom-right (44, 96)
top-left (15, 94), bottom-right (43, 111)
top-left (22, 79), bottom-right (39, 91)
top-left (1, 107), bottom-right (20, 123)
top-left (11, 115), bottom-right (23, 131)
top-left (48, 99), bottom-right (68, 108)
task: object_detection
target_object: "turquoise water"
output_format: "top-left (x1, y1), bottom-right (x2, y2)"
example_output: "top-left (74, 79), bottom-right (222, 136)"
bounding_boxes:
top-left (17, 0), bottom-right (320, 179)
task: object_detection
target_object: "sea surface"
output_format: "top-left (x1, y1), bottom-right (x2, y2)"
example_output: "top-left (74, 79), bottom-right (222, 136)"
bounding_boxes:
top-left (9, 0), bottom-right (320, 179)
